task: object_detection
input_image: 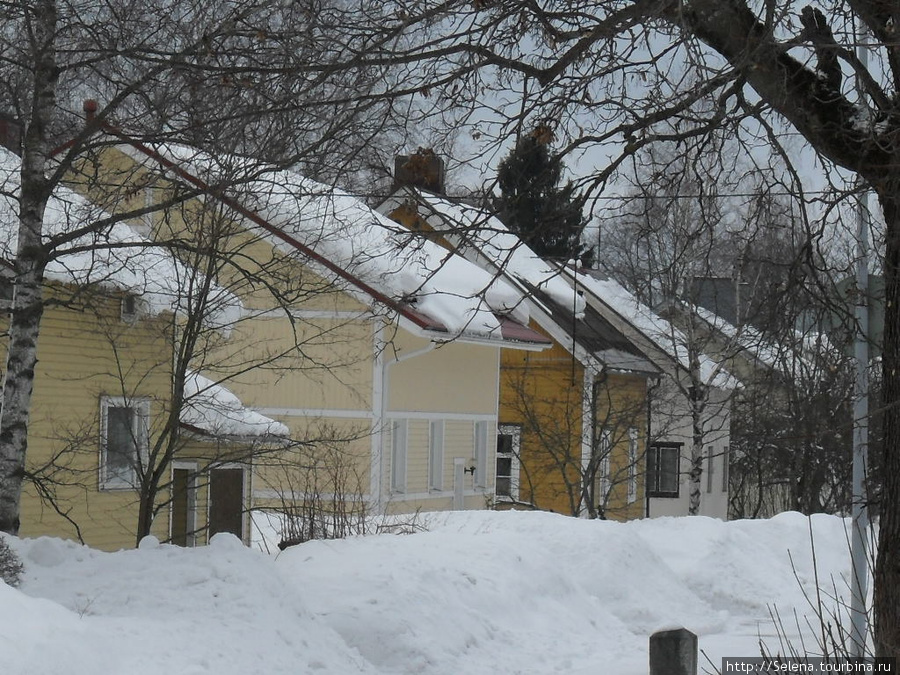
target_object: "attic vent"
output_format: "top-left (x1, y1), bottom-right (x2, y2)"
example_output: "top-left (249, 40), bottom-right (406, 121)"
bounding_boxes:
top-left (121, 294), bottom-right (140, 323)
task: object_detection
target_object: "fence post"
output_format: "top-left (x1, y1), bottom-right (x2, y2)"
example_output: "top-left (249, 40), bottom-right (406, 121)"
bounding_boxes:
top-left (649, 627), bottom-right (697, 675)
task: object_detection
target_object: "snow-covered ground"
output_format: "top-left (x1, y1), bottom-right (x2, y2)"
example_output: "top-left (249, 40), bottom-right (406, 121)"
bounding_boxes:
top-left (0, 511), bottom-right (864, 674)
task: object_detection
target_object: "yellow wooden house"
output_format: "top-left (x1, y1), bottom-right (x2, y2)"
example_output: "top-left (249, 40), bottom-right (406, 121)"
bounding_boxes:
top-left (53, 120), bottom-right (550, 547)
top-left (1, 146), bottom-right (288, 550)
top-left (380, 185), bottom-right (661, 520)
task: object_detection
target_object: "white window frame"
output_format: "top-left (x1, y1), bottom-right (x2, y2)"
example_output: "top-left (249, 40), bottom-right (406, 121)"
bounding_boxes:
top-left (428, 420), bottom-right (444, 491)
top-left (627, 428), bottom-right (638, 504)
top-left (390, 419), bottom-right (408, 493)
top-left (474, 420), bottom-right (489, 489)
top-left (100, 396), bottom-right (150, 490)
top-left (495, 424), bottom-right (521, 501)
top-left (647, 443), bottom-right (681, 498)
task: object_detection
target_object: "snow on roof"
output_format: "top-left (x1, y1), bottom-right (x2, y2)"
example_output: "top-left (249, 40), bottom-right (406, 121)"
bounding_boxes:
top-left (182, 371), bottom-right (290, 439)
top-left (691, 304), bottom-right (837, 378)
top-left (405, 190), bottom-right (586, 322)
top-left (576, 274), bottom-right (737, 390)
top-left (0, 147), bottom-right (241, 327)
top-left (118, 143), bottom-right (528, 342)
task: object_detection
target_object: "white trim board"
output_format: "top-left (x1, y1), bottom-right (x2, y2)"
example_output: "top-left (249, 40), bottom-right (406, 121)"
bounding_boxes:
top-left (256, 408), bottom-right (375, 419)
top-left (385, 411), bottom-right (497, 421)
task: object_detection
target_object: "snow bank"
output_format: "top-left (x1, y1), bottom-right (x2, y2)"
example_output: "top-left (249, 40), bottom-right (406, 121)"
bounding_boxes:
top-left (1, 511), bottom-right (863, 675)
top-left (0, 147), bottom-right (241, 328)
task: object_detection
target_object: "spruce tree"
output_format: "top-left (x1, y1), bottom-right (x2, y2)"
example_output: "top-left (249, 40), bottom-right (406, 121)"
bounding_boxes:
top-left (495, 131), bottom-right (591, 265)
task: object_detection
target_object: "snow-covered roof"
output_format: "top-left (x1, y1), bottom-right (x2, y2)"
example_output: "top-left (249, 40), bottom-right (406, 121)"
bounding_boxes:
top-left (0, 147), bottom-right (240, 328)
top-left (114, 142), bottom-right (545, 346)
top-left (690, 304), bottom-right (838, 379)
top-left (182, 371), bottom-right (290, 439)
top-left (391, 189), bottom-right (585, 323)
top-left (575, 274), bottom-right (737, 390)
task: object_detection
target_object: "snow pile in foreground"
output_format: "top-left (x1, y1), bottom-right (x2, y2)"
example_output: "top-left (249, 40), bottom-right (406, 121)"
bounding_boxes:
top-left (0, 511), bottom-right (859, 675)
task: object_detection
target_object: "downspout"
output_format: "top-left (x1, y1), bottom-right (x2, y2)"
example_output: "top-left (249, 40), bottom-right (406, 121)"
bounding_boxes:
top-left (371, 323), bottom-right (436, 514)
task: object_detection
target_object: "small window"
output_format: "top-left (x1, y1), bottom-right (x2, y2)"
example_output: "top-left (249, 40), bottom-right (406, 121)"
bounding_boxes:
top-left (495, 424), bottom-right (521, 500)
top-left (647, 443), bottom-right (681, 498)
top-left (100, 397), bottom-right (149, 489)
top-left (706, 446), bottom-right (715, 493)
top-left (474, 421), bottom-right (489, 488)
top-left (390, 419), bottom-right (408, 493)
top-left (429, 420), bottom-right (444, 491)
top-left (121, 294), bottom-right (140, 323)
top-left (627, 428), bottom-right (638, 504)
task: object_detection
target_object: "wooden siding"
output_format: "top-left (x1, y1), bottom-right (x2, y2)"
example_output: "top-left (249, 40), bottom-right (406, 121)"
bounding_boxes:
top-left (59, 146), bottom-right (508, 524)
top-left (382, 418), bottom-right (495, 509)
top-left (8, 289), bottom-right (174, 550)
top-left (212, 315), bottom-right (374, 412)
top-left (499, 321), bottom-right (651, 520)
top-left (387, 331), bottom-right (501, 414)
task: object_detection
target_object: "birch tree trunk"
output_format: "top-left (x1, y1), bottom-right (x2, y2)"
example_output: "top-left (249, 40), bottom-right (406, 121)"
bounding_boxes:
top-left (874, 188), bottom-right (900, 658)
top-left (0, 0), bottom-right (57, 535)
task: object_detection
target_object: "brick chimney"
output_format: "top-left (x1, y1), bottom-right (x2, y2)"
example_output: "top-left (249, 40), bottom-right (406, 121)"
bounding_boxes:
top-left (392, 148), bottom-right (445, 194)
top-left (0, 113), bottom-right (23, 156)
top-left (83, 99), bottom-right (98, 121)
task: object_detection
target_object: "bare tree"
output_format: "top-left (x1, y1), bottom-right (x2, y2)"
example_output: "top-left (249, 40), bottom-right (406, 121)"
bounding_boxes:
top-left (0, 0), bottom-right (427, 538)
top-left (500, 364), bottom-right (648, 519)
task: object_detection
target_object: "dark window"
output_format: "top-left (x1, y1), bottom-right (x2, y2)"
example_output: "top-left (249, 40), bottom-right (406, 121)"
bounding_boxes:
top-left (647, 443), bottom-right (681, 498)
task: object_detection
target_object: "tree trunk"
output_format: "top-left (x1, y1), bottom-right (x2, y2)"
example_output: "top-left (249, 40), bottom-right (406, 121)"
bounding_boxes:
top-left (0, 0), bottom-right (58, 536)
top-left (874, 189), bottom-right (900, 658)
top-left (688, 411), bottom-right (703, 516)
top-left (0, 268), bottom-right (46, 535)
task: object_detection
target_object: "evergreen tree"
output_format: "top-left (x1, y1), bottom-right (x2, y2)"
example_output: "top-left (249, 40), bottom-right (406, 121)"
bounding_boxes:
top-left (495, 131), bottom-right (592, 265)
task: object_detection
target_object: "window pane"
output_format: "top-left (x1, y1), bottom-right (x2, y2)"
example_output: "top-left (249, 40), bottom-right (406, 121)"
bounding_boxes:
top-left (496, 477), bottom-right (511, 497)
top-left (658, 447), bottom-right (679, 494)
top-left (107, 406), bottom-right (136, 481)
top-left (496, 456), bottom-right (512, 476)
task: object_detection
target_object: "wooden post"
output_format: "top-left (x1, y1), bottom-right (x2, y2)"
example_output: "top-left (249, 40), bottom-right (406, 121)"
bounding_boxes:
top-left (649, 628), bottom-right (697, 675)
